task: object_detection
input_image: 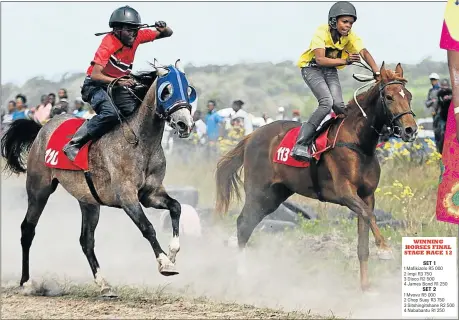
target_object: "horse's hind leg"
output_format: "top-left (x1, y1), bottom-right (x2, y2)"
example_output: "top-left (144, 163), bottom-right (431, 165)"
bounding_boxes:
top-left (236, 184), bottom-right (293, 274)
top-left (20, 175), bottom-right (58, 286)
top-left (139, 185), bottom-right (181, 264)
top-left (78, 202), bottom-right (116, 297)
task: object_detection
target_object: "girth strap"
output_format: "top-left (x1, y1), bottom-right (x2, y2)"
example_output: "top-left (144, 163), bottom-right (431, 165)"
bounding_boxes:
top-left (83, 171), bottom-right (105, 205)
top-left (310, 158), bottom-right (325, 202)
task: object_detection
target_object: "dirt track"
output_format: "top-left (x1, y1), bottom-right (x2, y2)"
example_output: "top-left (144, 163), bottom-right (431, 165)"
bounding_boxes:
top-left (1, 173), bottom-right (403, 319)
top-left (1, 287), bottom-right (318, 319)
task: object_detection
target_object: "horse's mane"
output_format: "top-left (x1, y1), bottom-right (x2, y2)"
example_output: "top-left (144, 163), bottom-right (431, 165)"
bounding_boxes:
top-left (126, 68), bottom-right (159, 107)
top-left (345, 69), bottom-right (408, 117)
top-left (131, 69), bottom-right (158, 89)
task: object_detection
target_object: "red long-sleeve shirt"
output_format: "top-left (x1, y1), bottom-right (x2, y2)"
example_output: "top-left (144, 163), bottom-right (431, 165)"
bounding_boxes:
top-left (86, 29), bottom-right (157, 78)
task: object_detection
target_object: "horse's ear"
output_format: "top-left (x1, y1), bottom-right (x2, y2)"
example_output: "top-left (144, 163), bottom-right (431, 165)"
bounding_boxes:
top-left (380, 61), bottom-right (388, 81)
top-left (175, 59), bottom-right (185, 73)
top-left (157, 66), bottom-right (168, 77)
top-left (395, 63), bottom-right (403, 77)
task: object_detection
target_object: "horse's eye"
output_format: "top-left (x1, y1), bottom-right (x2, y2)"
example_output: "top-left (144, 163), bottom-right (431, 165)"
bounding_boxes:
top-left (386, 95), bottom-right (394, 101)
top-left (159, 83), bottom-right (173, 102)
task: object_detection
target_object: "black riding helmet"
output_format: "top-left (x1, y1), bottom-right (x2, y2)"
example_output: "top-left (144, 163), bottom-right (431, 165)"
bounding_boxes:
top-left (109, 5), bottom-right (142, 28)
top-left (328, 1), bottom-right (357, 29)
top-left (109, 6), bottom-right (143, 47)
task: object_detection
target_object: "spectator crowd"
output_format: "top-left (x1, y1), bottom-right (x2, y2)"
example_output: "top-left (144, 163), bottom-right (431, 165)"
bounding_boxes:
top-left (1, 88), bottom-right (95, 134)
top-left (2, 71), bottom-right (450, 161)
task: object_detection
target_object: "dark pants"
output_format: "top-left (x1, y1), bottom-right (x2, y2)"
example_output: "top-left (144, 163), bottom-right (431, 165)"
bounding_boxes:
top-left (301, 66), bottom-right (345, 128)
top-left (80, 77), bottom-right (138, 140)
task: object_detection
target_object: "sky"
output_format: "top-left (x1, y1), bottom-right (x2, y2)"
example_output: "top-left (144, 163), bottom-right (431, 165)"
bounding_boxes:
top-left (1, 1), bottom-right (448, 86)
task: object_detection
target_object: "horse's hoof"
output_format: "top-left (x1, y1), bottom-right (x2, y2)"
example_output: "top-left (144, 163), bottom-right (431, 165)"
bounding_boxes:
top-left (377, 248), bottom-right (394, 260)
top-left (159, 263), bottom-right (179, 276)
top-left (20, 280), bottom-right (39, 296)
top-left (100, 287), bottom-right (118, 298)
top-left (361, 287), bottom-right (379, 296)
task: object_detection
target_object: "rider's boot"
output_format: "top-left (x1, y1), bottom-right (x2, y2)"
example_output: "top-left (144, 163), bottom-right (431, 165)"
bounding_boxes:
top-left (291, 121), bottom-right (317, 161)
top-left (62, 121), bottom-right (92, 162)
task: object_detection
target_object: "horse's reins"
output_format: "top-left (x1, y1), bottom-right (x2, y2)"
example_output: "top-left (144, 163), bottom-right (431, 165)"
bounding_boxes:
top-left (106, 75), bottom-right (160, 145)
top-left (349, 62), bottom-right (416, 138)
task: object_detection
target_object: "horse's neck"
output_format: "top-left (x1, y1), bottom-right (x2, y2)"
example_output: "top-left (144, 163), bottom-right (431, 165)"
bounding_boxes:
top-left (127, 103), bottom-right (165, 152)
top-left (349, 84), bottom-right (385, 154)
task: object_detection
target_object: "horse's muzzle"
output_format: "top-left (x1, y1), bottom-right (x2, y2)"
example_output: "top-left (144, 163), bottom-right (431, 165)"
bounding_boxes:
top-left (169, 107), bottom-right (194, 139)
top-left (176, 120), bottom-right (192, 138)
top-left (400, 125), bottom-right (418, 142)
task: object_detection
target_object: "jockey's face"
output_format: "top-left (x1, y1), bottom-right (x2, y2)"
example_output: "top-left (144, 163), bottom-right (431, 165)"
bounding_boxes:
top-left (115, 25), bottom-right (139, 47)
top-left (336, 15), bottom-right (355, 36)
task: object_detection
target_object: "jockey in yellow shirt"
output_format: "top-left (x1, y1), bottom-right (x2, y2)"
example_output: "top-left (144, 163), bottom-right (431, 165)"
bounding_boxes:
top-left (291, 1), bottom-right (380, 161)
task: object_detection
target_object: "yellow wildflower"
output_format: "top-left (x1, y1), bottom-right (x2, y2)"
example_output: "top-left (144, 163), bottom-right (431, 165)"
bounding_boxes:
top-left (392, 181), bottom-right (403, 188)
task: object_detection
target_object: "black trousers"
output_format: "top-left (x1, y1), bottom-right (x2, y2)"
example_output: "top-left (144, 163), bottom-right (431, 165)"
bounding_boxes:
top-left (80, 77), bottom-right (138, 139)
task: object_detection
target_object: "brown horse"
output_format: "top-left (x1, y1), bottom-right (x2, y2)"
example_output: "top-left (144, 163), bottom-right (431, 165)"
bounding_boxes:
top-left (215, 62), bottom-right (417, 291)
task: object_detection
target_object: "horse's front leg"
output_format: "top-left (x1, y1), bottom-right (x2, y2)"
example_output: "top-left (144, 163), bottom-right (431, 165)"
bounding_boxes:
top-left (340, 189), bottom-right (391, 291)
top-left (361, 194), bottom-right (393, 260)
top-left (116, 185), bottom-right (178, 276)
top-left (140, 185), bottom-right (181, 264)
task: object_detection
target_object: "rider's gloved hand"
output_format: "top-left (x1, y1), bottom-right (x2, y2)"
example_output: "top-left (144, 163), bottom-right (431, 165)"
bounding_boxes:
top-left (155, 21), bottom-right (167, 31)
top-left (119, 78), bottom-right (136, 88)
top-left (332, 105), bottom-right (347, 116)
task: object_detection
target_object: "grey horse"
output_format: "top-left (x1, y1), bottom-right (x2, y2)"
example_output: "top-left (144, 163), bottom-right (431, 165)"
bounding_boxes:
top-left (1, 60), bottom-right (196, 297)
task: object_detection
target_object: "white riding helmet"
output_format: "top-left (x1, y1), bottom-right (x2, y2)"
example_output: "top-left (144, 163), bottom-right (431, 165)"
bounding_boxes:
top-left (428, 73), bottom-right (440, 80)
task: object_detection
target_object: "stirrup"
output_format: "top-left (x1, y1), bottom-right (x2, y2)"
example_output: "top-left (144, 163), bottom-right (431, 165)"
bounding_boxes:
top-left (291, 145), bottom-right (312, 160)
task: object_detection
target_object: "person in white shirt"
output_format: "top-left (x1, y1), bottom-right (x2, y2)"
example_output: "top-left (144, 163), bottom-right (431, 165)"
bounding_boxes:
top-left (229, 100), bottom-right (253, 135)
top-left (192, 110), bottom-right (207, 144)
top-left (275, 106), bottom-right (285, 121)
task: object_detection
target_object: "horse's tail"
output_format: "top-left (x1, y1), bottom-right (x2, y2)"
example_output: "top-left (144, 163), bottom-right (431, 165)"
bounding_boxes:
top-left (1, 119), bottom-right (42, 175)
top-left (215, 134), bottom-right (250, 215)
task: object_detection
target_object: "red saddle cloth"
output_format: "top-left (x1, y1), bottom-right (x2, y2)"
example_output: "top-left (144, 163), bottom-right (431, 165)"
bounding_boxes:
top-left (44, 118), bottom-right (91, 171)
top-left (273, 113), bottom-right (341, 168)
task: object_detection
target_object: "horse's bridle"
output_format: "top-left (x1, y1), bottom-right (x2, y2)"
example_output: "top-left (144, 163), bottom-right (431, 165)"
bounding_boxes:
top-left (351, 62), bottom-right (416, 138)
top-left (376, 80), bottom-right (416, 138)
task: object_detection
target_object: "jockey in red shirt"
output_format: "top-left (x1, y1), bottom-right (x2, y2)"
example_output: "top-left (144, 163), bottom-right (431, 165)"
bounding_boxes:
top-left (63, 5), bottom-right (173, 161)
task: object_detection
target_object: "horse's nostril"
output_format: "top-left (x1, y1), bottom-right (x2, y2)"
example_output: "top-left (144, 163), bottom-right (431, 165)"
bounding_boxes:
top-left (405, 127), bottom-right (414, 135)
top-left (177, 121), bottom-right (187, 131)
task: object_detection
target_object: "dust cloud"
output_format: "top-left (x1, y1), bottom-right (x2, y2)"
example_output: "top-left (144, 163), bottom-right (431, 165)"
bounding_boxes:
top-left (2, 173), bottom-right (402, 319)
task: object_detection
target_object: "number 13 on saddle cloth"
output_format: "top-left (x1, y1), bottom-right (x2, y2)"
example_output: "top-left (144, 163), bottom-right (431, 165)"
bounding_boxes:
top-left (435, 0), bottom-right (459, 225)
